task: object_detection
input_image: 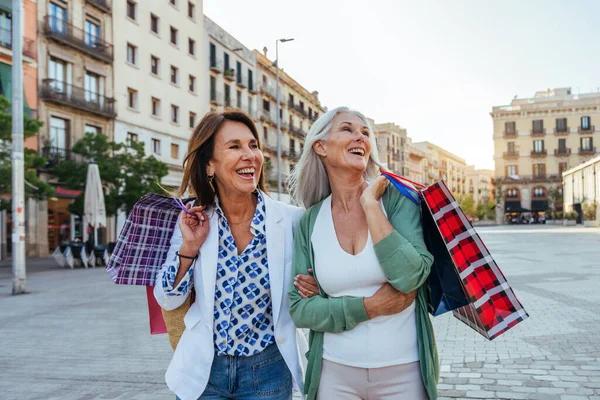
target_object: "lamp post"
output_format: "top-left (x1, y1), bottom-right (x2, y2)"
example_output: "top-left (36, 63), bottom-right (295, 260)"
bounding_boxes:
top-left (275, 38), bottom-right (294, 200)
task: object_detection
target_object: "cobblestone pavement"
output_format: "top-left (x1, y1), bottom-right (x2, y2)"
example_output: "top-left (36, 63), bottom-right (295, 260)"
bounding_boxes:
top-left (0, 225), bottom-right (599, 400)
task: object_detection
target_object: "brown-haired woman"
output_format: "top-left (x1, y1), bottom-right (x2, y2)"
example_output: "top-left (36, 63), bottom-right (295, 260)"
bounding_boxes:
top-left (154, 110), bottom-right (318, 400)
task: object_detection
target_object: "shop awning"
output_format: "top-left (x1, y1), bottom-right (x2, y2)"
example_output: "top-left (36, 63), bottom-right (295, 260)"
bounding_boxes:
top-left (0, 62), bottom-right (32, 117)
top-left (505, 201), bottom-right (530, 213)
top-left (531, 200), bottom-right (549, 212)
top-left (55, 187), bottom-right (83, 199)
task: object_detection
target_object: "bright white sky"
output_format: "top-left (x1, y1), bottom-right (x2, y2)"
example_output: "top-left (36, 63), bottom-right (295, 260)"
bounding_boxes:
top-left (204, 0), bottom-right (600, 170)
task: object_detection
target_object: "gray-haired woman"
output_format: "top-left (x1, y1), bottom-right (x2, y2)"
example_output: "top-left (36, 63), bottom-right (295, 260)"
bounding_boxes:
top-left (286, 107), bottom-right (439, 399)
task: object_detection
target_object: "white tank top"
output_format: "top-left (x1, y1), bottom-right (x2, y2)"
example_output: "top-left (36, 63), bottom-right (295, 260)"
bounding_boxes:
top-left (312, 195), bottom-right (419, 368)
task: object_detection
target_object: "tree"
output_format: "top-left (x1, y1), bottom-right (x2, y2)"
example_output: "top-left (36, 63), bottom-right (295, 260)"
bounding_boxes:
top-left (52, 133), bottom-right (169, 218)
top-left (0, 95), bottom-right (54, 210)
top-left (547, 186), bottom-right (563, 216)
top-left (458, 193), bottom-right (476, 217)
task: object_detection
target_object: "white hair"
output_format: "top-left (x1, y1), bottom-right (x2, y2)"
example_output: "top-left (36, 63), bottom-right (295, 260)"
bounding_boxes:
top-left (287, 106), bottom-right (382, 209)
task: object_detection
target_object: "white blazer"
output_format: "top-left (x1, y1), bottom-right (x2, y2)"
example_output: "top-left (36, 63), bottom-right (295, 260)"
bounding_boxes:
top-left (154, 192), bottom-right (306, 400)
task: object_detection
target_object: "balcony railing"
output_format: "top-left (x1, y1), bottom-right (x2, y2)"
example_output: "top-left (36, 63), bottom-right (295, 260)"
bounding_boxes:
top-left (223, 68), bottom-right (235, 82)
top-left (42, 16), bottom-right (113, 63)
top-left (260, 109), bottom-right (273, 123)
top-left (41, 79), bottom-right (116, 118)
top-left (288, 100), bottom-right (308, 117)
top-left (578, 125), bottom-right (595, 134)
top-left (554, 126), bottom-right (570, 135)
top-left (42, 146), bottom-right (73, 167)
top-left (209, 59), bottom-right (223, 73)
top-left (530, 128), bottom-right (546, 137)
top-left (503, 151), bottom-right (519, 159)
top-left (0, 28), bottom-right (37, 60)
top-left (579, 147), bottom-right (597, 156)
top-left (210, 90), bottom-right (223, 106)
top-left (503, 130), bottom-right (517, 137)
top-left (530, 149), bottom-right (547, 158)
top-left (85, 0), bottom-right (111, 13)
top-left (236, 74), bottom-right (247, 88)
top-left (495, 174), bottom-right (561, 184)
top-left (554, 148), bottom-right (571, 157)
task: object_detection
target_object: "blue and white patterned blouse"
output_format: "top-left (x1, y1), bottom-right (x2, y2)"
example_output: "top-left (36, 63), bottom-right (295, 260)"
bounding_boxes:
top-left (161, 191), bottom-right (275, 357)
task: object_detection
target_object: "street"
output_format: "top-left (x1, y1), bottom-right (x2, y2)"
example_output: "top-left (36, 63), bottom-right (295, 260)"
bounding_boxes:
top-left (1, 225), bottom-right (599, 400)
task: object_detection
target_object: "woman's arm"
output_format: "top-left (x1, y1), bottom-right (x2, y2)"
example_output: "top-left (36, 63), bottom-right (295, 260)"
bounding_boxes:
top-left (361, 177), bottom-right (434, 293)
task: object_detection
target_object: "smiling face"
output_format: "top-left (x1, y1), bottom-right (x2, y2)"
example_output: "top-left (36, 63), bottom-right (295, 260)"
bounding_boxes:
top-left (314, 112), bottom-right (372, 174)
top-left (207, 121), bottom-right (264, 197)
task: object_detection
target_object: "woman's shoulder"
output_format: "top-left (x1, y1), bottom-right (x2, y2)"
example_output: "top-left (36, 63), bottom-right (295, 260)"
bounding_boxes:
top-left (382, 183), bottom-right (421, 214)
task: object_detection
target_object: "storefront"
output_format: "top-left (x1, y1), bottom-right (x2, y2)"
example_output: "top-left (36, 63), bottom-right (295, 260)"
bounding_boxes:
top-left (47, 187), bottom-right (82, 250)
top-left (563, 156), bottom-right (600, 224)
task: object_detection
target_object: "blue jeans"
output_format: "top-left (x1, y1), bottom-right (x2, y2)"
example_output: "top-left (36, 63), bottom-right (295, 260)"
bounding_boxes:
top-left (177, 344), bottom-right (293, 400)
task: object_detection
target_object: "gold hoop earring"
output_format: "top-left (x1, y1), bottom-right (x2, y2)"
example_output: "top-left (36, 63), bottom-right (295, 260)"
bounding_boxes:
top-left (208, 174), bottom-right (216, 193)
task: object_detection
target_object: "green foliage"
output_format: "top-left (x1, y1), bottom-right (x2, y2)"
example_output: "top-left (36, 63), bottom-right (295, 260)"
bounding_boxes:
top-left (494, 183), bottom-right (504, 205)
top-left (565, 211), bottom-right (578, 221)
top-left (52, 133), bottom-right (169, 217)
top-left (457, 194), bottom-right (476, 217)
top-left (583, 202), bottom-right (597, 221)
top-left (0, 96), bottom-right (54, 210)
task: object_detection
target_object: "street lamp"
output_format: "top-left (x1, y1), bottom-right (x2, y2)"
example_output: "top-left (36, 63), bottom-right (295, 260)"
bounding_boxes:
top-left (275, 38), bottom-right (294, 200)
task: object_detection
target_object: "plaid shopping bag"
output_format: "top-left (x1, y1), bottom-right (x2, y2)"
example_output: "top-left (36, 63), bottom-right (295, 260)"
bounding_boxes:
top-left (106, 193), bottom-right (194, 286)
top-left (382, 171), bottom-right (529, 340)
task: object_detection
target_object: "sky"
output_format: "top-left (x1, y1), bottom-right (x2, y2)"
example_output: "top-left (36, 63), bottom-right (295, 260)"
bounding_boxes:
top-left (204, 0), bottom-right (600, 170)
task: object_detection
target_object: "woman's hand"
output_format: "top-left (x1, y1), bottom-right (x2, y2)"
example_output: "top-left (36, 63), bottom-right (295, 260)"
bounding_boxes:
top-left (294, 269), bottom-right (320, 299)
top-left (179, 203), bottom-right (209, 254)
top-left (363, 283), bottom-right (417, 319)
top-left (360, 175), bottom-right (390, 210)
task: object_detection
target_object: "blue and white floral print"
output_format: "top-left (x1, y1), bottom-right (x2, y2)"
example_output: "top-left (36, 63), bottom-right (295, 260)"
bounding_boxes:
top-left (161, 192), bottom-right (274, 357)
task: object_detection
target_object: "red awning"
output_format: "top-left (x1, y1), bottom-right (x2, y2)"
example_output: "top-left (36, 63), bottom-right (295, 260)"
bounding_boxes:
top-left (55, 187), bottom-right (82, 198)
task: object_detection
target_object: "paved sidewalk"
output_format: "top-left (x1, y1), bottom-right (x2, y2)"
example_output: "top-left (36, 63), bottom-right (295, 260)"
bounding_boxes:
top-left (1, 225), bottom-right (599, 399)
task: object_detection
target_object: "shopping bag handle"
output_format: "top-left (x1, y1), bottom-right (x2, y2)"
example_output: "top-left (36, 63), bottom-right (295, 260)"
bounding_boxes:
top-left (380, 169), bottom-right (422, 206)
top-left (380, 167), bottom-right (426, 189)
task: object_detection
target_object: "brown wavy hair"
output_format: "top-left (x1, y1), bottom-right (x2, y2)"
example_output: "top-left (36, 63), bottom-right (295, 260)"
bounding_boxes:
top-left (179, 110), bottom-right (267, 206)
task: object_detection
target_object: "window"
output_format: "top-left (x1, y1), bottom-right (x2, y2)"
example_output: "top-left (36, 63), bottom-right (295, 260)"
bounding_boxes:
top-left (236, 61), bottom-right (242, 83)
top-left (506, 189), bottom-right (519, 198)
top-left (533, 164), bottom-right (546, 177)
top-left (262, 75), bottom-right (267, 85)
top-left (289, 138), bottom-right (296, 154)
top-left (84, 72), bottom-right (99, 103)
top-left (308, 107), bottom-right (313, 120)
top-left (188, 2), bottom-right (195, 18)
top-left (210, 43), bottom-right (217, 67)
top-left (127, 88), bottom-right (138, 109)
top-left (533, 187), bottom-right (546, 198)
top-left (150, 14), bottom-right (159, 34)
top-left (127, 43), bottom-right (137, 65)
top-left (248, 70), bottom-right (254, 91)
top-left (189, 112), bottom-right (196, 128)
top-left (559, 162), bottom-right (568, 175)
top-left (127, 132), bottom-right (138, 142)
top-left (0, 9), bottom-right (12, 48)
top-left (263, 126), bottom-right (268, 140)
top-left (171, 143), bottom-right (179, 159)
top-left (49, 117), bottom-right (68, 150)
top-left (188, 38), bottom-right (195, 56)
top-left (189, 75), bottom-right (196, 93)
top-left (263, 99), bottom-right (270, 111)
top-left (84, 20), bottom-right (100, 48)
top-left (581, 116), bottom-right (591, 130)
top-left (237, 90), bottom-right (242, 108)
top-left (533, 140), bottom-right (544, 152)
top-left (299, 101), bottom-right (305, 111)
top-left (152, 139), bottom-right (161, 155)
top-left (127, 1), bottom-right (136, 20)
top-left (224, 52), bottom-right (230, 70)
top-left (505, 121), bottom-right (516, 134)
top-left (556, 118), bottom-right (567, 132)
top-left (85, 125), bottom-right (100, 136)
top-left (48, 56), bottom-right (67, 91)
top-left (224, 84), bottom-right (231, 107)
top-left (151, 55), bottom-right (160, 75)
top-left (170, 66), bottom-right (179, 85)
top-left (532, 120), bottom-right (544, 133)
top-left (170, 26), bottom-right (178, 46)
top-left (151, 97), bottom-right (160, 117)
top-left (210, 76), bottom-right (217, 101)
top-left (247, 96), bottom-right (252, 114)
top-left (169, 0), bottom-right (177, 6)
top-left (581, 137), bottom-right (593, 151)
top-left (558, 138), bottom-right (567, 152)
top-left (507, 142), bottom-right (515, 152)
top-left (171, 105), bottom-right (179, 124)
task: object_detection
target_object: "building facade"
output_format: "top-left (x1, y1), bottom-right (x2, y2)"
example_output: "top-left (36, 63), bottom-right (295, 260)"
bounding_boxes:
top-left (465, 166), bottom-right (494, 204)
top-left (36, 0), bottom-right (115, 253)
top-left (563, 155), bottom-right (599, 224)
top-left (113, 0), bottom-right (207, 189)
top-left (492, 87), bottom-right (600, 217)
top-left (413, 141), bottom-right (467, 195)
top-left (374, 122), bottom-right (407, 174)
top-left (254, 50), bottom-right (324, 194)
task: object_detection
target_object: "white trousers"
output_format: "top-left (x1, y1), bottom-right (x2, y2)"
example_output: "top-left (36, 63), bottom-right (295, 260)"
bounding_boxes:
top-left (316, 359), bottom-right (428, 400)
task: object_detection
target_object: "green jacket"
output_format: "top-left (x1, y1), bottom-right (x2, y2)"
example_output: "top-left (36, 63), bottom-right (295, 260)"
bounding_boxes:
top-left (287, 186), bottom-right (439, 400)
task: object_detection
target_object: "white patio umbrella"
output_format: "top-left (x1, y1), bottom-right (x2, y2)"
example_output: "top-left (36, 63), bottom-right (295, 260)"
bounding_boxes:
top-left (84, 162), bottom-right (106, 246)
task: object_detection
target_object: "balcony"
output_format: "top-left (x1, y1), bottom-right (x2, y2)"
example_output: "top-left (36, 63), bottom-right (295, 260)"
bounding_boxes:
top-left (503, 151), bottom-right (519, 159)
top-left (530, 128), bottom-right (546, 137)
top-left (578, 125), bottom-right (595, 134)
top-left (579, 147), bottom-right (597, 156)
top-left (289, 148), bottom-right (299, 161)
top-left (260, 109), bottom-right (273, 123)
top-left (209, 59), bottom-right (223, 73)
top-left (290, 125), bottom-right (306, 139)
top-left (554, 127), bottom-right (570, 136)
top-left (530, 149), bottom-right (547, 158)
top-left (236, 73), bottom-right (247, 89)
top-left (40, 79), bottom-right (116, 118)
top-left (495, 174), bottom-right (561, 184)
top-left (260, 84), bottom-right (278, 100)
top-left (503, 130), bottom-right (517, 138)
top-left (288, 100), bottom-right (308, 118)
top-left (85, 0), bottom-right (111, 13)
top-left (42, 16), bottom-right (113, 63)
top-left (554, 148), bottom-right (571, 157)
top-left (0, 28), bottom-right (37, 60)
top-left (42, 146), bottom-right (74, 167)
top-left (223, 69), bottom-right (235, 82)
top-left (210, 90), bottom-right (223, 106)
